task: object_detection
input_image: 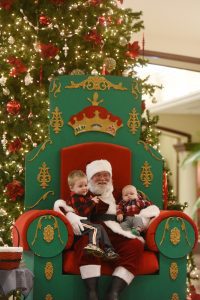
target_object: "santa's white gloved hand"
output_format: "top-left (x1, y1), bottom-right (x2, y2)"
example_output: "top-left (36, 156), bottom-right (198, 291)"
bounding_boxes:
top-left (54, 199), bottom-right (74, 215)
top-left (66, 212), bottom-right (87, 235)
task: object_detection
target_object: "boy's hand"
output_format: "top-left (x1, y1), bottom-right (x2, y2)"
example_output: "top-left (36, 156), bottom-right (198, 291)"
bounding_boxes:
top-left (117, 214), bottom-right (123, 222)
top-left (91, 196), bottom-right (99, 204)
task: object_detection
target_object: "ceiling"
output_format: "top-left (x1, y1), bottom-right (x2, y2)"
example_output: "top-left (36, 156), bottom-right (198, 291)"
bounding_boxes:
top-left (122, 0), bottom-right (200, 115)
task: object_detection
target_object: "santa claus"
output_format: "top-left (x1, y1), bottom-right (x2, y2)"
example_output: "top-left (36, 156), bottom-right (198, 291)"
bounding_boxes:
top-left (54, 159), bottom-right (160, 300)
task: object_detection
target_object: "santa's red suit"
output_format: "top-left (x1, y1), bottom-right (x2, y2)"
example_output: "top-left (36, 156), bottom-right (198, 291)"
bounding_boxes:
top-left (54, 160), bottom-right (159, 299)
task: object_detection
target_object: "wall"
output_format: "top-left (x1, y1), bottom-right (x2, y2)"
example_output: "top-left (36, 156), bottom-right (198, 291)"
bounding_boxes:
top-left (156, 113), bottom-right (199, 218)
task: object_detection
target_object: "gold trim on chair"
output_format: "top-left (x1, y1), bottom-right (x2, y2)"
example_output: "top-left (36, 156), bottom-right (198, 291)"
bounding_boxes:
top-left (45, 262), bottom-right (54, 280)
top-left (170, 227), bottom-right (181, 245)
top-left (25, 191), bottom-right (55, 209)
top-left (171, 293), bottom-right (179, 300)
top-left (37, 162), bottom-right (52, 189)
top-left (28, 139), bottom-right (53, 162)
top-left (31, 215), bottom-right (64, 246)
top-left (65, 76), bottom-right (127, 91)
top-left (127, 108), bottom-right (140, 134)
top-left (45, 294), bottom-right (53, 300)
top-left (140, 161), bottom-right (153, 187)
top-left (170, 262), bottom-right (178, 280)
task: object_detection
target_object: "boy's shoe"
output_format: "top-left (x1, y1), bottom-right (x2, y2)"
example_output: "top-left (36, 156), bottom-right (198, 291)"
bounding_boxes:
top-left (104, 248), bottom-right (119, 260)
top-left (84, 243), bottom-right (105, 257)
top-left (131, 228), bottom-right (141, 236)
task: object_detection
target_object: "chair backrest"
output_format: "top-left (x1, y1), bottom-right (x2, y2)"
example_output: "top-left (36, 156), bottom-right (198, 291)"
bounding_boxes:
top-left (60, 142), bottom-right (131, 201)
top-left (24, 75), bottom-right (163, 211)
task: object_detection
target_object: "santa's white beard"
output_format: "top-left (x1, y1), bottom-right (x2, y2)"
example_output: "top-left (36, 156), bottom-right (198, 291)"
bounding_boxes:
top-left (88, 180), bottom-right (113, 196)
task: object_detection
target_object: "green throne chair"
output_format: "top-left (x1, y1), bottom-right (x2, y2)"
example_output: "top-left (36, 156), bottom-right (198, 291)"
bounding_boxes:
top-left (13, 75), bottom-right (198, 300)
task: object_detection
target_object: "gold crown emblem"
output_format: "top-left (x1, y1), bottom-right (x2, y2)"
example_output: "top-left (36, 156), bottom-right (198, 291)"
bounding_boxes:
top-left (68, 92), bottom-right (123, 136)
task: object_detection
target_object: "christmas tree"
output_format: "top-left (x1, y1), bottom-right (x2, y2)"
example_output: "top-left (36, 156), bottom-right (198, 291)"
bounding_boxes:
top-left (0, 0), bottom-right (159, 244)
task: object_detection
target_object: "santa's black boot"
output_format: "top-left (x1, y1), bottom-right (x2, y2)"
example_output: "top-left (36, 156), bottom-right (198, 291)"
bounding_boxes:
top-left (84, 277), bottom-right (99, 300)
top-left (105, 276), bottom-right (127, 300)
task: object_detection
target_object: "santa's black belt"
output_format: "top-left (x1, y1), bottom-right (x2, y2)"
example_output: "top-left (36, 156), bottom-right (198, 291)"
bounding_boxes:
top-left (93, 214), bottom-right (116, 222)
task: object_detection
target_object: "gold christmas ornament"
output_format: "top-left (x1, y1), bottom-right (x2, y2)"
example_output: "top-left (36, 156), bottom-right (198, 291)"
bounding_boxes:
top-left (70, 69), bottom-right (85, 75)
top-left (119, 36), bottom-right (127, 46)
top-left (103, 57), bottom-right (116, 73)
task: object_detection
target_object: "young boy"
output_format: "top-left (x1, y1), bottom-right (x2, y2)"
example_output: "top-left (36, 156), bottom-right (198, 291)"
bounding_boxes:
top-left (117, 185), bottom-right (152, 236)
top-left (67, 170), bottom-right (119, 260)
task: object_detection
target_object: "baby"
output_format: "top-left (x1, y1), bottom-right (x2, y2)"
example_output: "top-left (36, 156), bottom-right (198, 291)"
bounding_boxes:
top-left (117, 185), bottom-right (152, 236)
top-left (67, 170), bottom-right (119, 260)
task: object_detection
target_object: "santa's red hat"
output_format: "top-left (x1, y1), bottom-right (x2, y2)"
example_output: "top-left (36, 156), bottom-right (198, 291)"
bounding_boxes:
top-left (86, 159), bottom-right (112, 181)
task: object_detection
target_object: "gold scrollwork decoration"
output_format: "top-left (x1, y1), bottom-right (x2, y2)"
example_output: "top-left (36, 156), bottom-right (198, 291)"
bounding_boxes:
top-left (127, 108), bottom-right (140, 134)
top-left (140, 161), bottom-right (153, 187)
top-left (160, 217), bottom-right (191, 247)
top-left (28, 139), bottom-right (53, 162)
top-left (171, 293), bottom-right (179, 300)
top-left (43, 225), bottom-right (54, 243)
top-left (65, 76), bottom-right (127, 91)
top-left (25, 191), bottom-right (54, 209)
top-left (176, 217), bottom-right (191, 247)
top-left (50, 107), bottom-right (64, 134)
top-left (31, 215), bottom-right (64, 246)
top-left (37, 162), bottom-right (51, 189)
top-left (45, 294), bottom-right (53, 300)
top-left (50, 79), bottom-right (61, 98)
top-left (137, 141), bottom-right (163, 161)
top-left (170, 227), bottom-right (181, 245)
top-left (170, 262), bottom-right (178, 280)
top-left (132, 80), bottom-right (141, 99)
top-left (45, 262), bottom-right (54, 280)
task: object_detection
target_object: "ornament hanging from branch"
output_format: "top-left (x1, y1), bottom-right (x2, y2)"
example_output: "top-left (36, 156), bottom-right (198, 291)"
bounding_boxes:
top-left (0, 0), bottom-right (15, 10)
top-left (7, 138), bottom-right (22, 154)
top-left (38, 43), bottom-right (59, 59)
top-left (63, 42), bottom-right (69, 57)
top-left (6, 99), bottom-right (21, 115)
top-left (39, 14), bottom-right (51, 26)
top-left (7, 56), bottom-right (27, 77)
top-left (126, 41), bottom-right (140, 59)
top-left (5, 180), bottom-right (24, 202)
top-left (24, 73), bottom-right (33, 86)
top-left (84, 29), bottom-right (103, 47)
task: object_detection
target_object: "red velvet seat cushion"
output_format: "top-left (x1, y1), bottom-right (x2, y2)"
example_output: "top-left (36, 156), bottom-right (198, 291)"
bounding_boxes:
top-left (60, 142), bottom-right (132, 201)
top-left (63, 250), bottom-right (159, 275)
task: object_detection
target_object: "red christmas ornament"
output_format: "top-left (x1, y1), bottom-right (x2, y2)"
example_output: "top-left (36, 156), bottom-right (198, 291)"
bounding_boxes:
top-left (7, 138), bottom-right (22, 153)
top-left (0, 0), bottom-right (15, 10)
top-left (49, 0), bottom-right (64, 4)
top-left (98, 16), bottom-right (112, 26)
top-left (84, 29), bottom-right (103, 46)
top-left (5, 180), bottom-right (24, 201)
top-left (126, 41), bottom-right (140, 59)
top-left (88, 0), bottom-right (103, 6)
top-left (6, 99), bottom-right (21, 115)
top-left (7, 56), bottom-right (27, 77)
top-left (141, 100), bottom-right (146, 112)
top-left (39, 43), bottom-right (59, 59)
top-left (116, 18), bottom-right (123, 25)
top-left (39, 14), bottom-right (51, 26)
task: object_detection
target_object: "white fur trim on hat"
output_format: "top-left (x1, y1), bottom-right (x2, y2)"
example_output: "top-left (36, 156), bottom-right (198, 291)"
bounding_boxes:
top-left (86, 159), bottom-right (112, 181)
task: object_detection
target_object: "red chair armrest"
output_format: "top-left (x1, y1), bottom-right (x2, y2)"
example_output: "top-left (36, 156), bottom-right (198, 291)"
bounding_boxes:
top-left (145, 210), bottom-right (198, 251)
top-left (13, 210), bottom-right (74, 250)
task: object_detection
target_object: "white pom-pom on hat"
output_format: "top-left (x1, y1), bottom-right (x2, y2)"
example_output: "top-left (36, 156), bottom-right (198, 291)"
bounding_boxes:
top-left (86, 159), bottom-right (112, 181)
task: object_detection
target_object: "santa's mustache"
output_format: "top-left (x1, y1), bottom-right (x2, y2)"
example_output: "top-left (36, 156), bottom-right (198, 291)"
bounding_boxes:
top-left (88, 180), bottom-right (113, 195)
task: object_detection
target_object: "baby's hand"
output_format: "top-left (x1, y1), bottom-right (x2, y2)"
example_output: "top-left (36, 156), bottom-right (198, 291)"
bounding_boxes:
top-left (117, 214), bottom-right (123, 222)
top-left (91, 196), bottom-right (99, 204)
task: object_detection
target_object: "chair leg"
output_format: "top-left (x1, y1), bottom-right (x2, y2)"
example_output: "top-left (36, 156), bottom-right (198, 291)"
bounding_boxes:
top-left (105, 276), bottom-right (127, 300)
top-left (84, 277), bottom-right (99, 300)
